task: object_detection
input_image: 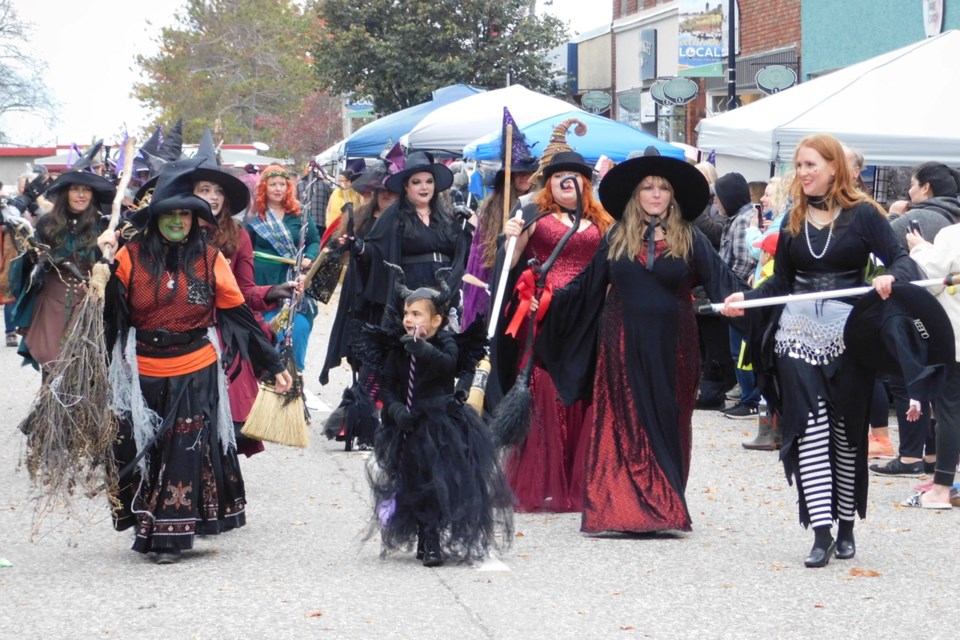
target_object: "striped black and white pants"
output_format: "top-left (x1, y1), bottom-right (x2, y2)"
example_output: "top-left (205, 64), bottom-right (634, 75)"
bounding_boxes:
top-left (797, 398), bottom-right (857, 528)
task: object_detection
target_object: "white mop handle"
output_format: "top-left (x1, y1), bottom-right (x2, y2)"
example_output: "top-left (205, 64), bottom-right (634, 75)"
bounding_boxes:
top-left (703, 278), bottom-right (949, 313)
top-left (487, 208), bottom-right (525, 340)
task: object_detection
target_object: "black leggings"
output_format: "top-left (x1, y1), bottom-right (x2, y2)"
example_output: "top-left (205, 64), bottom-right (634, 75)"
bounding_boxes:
top-left (933, 362), bottom-right (960, 487)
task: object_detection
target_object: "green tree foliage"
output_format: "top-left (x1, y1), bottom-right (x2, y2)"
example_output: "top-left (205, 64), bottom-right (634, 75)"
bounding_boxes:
top-left (134, 0), bottom-right (320, 145)
top-left (313, 0), bottom-right (569, 115)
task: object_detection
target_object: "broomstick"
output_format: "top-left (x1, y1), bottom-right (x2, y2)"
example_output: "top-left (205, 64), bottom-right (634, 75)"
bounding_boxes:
top-left (18, 136), bottom-right (136, 523)
top-left (466, 125), bottom-right (516, 415)
top-left (242, 224), bottom-right (310, 448)
top-left (492, 177), bottom-right (584, 448)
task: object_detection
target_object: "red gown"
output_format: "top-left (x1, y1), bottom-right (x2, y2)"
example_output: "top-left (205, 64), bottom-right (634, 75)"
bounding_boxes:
top-left (504, 214), bottom-right (600, 512)
top-left (535, 230), bottom-right (745, 533)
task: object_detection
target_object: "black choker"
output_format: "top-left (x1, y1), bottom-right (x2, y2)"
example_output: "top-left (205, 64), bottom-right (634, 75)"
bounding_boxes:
top-left (807, 195), bottom-right (830, 211)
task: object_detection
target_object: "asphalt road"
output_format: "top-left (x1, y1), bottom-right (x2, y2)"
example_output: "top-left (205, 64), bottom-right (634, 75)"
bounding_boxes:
top-left (0, 292), bottom-right (956, 640)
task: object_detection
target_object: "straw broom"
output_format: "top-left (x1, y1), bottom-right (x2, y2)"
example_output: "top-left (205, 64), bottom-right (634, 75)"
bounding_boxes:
top-left (19, 137), bottom-right (136, 520)
top-left (241, 302), bottom-right (309, 448)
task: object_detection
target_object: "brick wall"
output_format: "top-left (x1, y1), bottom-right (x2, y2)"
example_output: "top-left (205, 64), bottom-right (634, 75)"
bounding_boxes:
top-left (613, 0), bottom-right (802, 56)
top-left (738, 0), bottom-right (801, 57)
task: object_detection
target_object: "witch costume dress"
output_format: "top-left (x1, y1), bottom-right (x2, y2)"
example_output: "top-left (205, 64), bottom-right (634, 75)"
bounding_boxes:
top-left (355, 311), bottom-right (513, 563)
top-left (536, 228), bottom-right (744, 533)
top-left (11, 172), bottom-right (117, 369)
top-left (106, 166), bottom-right (284, 557)
top-left (501, 208), bottom-right (601, 512)
top-left (743, 201), bottom-right (920, 527)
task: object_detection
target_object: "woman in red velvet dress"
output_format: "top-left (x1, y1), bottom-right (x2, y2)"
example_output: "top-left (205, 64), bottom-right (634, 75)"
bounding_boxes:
top-left (500, 152), bottom-right (614, 512)
top-left (535, 151), bottom-right (745, 533)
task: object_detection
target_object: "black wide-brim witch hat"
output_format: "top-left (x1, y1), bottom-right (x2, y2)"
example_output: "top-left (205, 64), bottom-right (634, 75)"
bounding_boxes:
top-left (384, 151), bottom-right (454, 194)
top-left (598, 148), bottom-right (708, 221)
top-left (130, 157), bottom-right (215, 229)
top-left (351, 160), bottom-right (389, 194)
top-left (844, 282), bottom-right (955, 401)
top-left (44, 171), bottom-right (117, 207)
top-left (192, 127), bottom-right (250, 215)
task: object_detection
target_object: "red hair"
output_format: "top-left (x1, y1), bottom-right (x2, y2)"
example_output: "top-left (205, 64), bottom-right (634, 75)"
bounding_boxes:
top-left (533, 177), bottom-right (614, 235)
top-left (254, 164), bottom-right (301, 218)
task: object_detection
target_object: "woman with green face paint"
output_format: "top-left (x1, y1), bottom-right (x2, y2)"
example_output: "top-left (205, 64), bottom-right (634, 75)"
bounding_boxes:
top-left (98, 159), bottom-right (291, 564)
top-left (156, 208), bottom-right (192, 242)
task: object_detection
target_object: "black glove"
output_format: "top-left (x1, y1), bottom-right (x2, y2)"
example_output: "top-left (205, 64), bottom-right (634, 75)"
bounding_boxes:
top-left (388, 402), bottom-right (415, 432)
top-left (10, 174), bottom-right (52, 213)
top-left (400, 334), bottom-right (433, 358)
top-left (23, 173), bottom-right (51, 201)
top-left (265, 282), bottom-right (295, 303)
top-left (351, 237), bottom-right (364, 255)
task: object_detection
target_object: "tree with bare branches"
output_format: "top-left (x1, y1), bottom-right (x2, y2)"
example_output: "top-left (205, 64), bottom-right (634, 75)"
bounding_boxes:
top-left (0, 0), bottom-right (56, 143)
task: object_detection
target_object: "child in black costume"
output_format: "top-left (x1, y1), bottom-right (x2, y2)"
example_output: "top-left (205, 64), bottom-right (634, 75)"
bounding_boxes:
top-left (357, 266), bottom-right (513, 567)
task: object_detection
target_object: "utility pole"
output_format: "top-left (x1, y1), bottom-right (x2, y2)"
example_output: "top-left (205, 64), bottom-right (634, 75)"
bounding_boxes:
top-left (726, 0), bottom-right (737, 111)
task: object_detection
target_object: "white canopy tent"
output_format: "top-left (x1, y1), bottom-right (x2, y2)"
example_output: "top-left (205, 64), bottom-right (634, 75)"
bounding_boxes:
top-left (403, 84), bottom-right (585, 155)
top-left (697, 30), bottom-right (960, 179)
top-left (314, 139), bottom-right (345, 169)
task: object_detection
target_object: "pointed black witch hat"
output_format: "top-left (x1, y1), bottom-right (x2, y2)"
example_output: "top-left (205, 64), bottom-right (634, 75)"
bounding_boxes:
top-left (192, 128), bottom-right (250, 215)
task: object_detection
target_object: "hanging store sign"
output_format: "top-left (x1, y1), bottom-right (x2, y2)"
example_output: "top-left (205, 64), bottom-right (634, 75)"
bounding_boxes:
top-left (581, 91), bottom-right (613, 113)
top-left (756, 65), bottom-right (798, 95)
top-left (651, 78), bottom-right (699, 107)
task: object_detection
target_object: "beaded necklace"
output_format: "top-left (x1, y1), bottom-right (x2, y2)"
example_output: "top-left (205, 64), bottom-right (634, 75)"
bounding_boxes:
top-left (804, 206), bottom-right (841, 259)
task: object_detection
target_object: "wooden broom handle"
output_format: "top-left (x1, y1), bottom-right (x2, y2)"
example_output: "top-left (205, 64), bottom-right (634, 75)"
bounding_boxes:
top-left (104, 136), bottom-right (136, 261)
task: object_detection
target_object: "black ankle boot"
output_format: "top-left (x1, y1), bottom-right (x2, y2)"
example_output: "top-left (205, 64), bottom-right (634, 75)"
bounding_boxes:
top-left (804, 527), bottom-right (836, 568)
top-left (416, 526), bottom-right (425, 560)
top-left (835, 521), bottom-right (856, 560)
top-left (421, 527), bottom-right (443, 568)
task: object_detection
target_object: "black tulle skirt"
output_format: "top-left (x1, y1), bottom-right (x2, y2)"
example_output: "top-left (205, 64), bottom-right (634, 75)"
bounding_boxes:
top-left (367, 396), bottom-right (514, 562)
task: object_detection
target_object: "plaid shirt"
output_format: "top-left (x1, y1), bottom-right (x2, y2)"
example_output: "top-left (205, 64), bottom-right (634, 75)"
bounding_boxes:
top-left (719, 204), bottom-right (758, 282)
top-left (297, 175), bottom-right (332, 232)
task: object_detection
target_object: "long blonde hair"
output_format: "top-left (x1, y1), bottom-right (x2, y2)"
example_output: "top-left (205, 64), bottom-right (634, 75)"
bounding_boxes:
top-left (608, 176), bottom-right (693, 262)
top-left (786, 134), bottom-right (884, 236)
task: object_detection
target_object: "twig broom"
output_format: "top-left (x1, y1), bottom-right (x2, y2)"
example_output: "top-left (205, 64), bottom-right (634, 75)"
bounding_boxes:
top-left (19, 136), bottom-right (136, 522)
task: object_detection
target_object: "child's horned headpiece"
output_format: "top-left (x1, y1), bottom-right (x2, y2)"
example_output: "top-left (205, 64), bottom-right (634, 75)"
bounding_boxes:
top-left (384, 261), bottom-right (452, 317)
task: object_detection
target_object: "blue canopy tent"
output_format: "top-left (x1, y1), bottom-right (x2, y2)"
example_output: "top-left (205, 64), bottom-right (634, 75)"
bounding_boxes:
top-left (343, 84), bottom-right (484, 158)
top-left (462, 110), bottom-right (686, 163)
